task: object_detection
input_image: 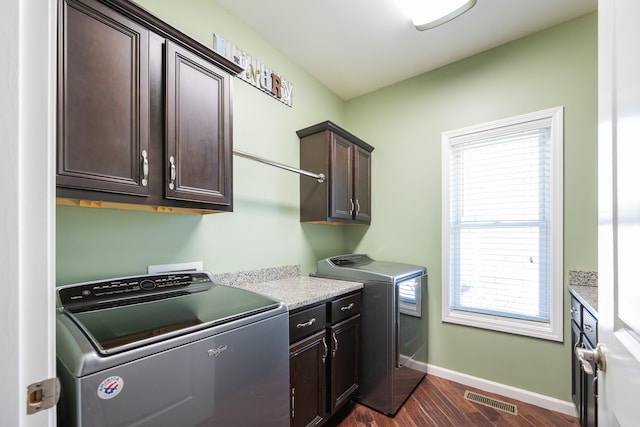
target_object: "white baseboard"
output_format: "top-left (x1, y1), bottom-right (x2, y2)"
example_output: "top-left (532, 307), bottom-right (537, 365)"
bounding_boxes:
top-left (406, 360), bottom-right (578, 417)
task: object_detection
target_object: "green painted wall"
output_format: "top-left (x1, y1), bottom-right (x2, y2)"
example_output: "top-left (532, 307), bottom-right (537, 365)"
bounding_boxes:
top-left (56, 0), bottom-right (597, 403)
top-left (344, 13), bottom-right (597, 401)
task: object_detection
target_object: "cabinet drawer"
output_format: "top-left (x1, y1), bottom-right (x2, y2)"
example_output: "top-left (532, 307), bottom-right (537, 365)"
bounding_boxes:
top-left (330, 293), bottom-right (361, 324)
top-left (582, 308), bottom-right (598, 347)
top-left (289, 305), bottom-right (326, 344)
top-left (570, 296), bottom-right (582, 326)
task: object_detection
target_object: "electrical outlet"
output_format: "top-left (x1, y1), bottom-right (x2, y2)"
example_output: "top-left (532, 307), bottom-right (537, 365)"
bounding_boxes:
top-left (147, 261), bottom-right (203, 274)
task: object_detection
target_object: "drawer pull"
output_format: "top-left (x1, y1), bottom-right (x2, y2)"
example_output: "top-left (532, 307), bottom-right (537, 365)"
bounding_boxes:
top-left (296, 318), bottom-right (316, 328)
top-left (321, 337), bottom-right (328, 364)
top-left (332, 332), bottom-right (338, 357)
top-left (340, 303), bottom-right (355, 311)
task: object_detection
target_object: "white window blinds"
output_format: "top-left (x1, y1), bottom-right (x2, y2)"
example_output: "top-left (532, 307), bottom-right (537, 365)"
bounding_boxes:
top-left (442, 107), bottom-right (563, 341)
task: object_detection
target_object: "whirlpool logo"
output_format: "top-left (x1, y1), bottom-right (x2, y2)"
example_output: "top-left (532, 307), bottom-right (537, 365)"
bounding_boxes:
top-left (207, 344), bottom-right (228, 358)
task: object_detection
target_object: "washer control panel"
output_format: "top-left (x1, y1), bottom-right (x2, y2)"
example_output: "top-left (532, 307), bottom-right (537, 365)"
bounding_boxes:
top-left (57, 272), bottom-right (213, 312)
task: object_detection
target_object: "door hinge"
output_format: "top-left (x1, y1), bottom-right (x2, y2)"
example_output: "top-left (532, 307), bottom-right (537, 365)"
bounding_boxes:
top-left (27, 377), bottom-right (60, 415)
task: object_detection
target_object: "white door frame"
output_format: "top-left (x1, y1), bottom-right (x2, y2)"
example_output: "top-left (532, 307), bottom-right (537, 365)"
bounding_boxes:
top-left (0, 0), bottom-right (57, 425)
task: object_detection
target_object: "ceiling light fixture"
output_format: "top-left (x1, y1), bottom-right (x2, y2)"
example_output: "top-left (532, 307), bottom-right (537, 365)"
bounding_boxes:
top-left (402, 0), bottom-right (477, 31)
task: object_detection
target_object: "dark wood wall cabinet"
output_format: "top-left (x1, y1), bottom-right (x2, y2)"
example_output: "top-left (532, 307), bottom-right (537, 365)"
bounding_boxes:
top-left (570, 292), bottom-right (598, 427)
top-left (56, 0), bottom-right (242, 214)
top-left (298, 121), bottom-right (374, 225)
top-left (289, 292), bottom-right (361, 427)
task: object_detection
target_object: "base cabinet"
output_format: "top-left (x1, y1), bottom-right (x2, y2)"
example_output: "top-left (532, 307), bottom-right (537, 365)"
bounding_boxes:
top-left (570, 294), bottom-right (598, 427)
top-left (290, 331), bottom-right (327, 427)
top-left (329, 316), bottom-right (359, 413)
top-left (289, 292), bottom-right (361, 427)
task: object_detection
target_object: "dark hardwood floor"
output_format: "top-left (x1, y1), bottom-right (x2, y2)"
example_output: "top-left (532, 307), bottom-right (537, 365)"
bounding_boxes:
top-left (326, 375), bottom-right (579, 427)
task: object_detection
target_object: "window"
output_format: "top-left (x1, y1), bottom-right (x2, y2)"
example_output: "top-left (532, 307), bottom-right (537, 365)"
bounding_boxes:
top-left (441, 107), bottom-right (563, 341)
top-left (399, 275), bottom-right (422, 317)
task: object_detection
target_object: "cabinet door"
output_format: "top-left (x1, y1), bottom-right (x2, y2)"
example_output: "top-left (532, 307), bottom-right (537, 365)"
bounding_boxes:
top-left (571, 321), bottom-right (583, 418)
top-left (329, 314), bottom-right (360, 413)
top-left (290, 331), bottom-right (328, 427)
top-left (583, 342), bottom-right (598, 427)
top-left (329, 134), bottom-right (354, 221)
top-left (165, 41), bottom-right (232, 207)
top-left (57, 0), bottom-right (150, 196)
top-left (353, 146), bottom-right (371, 223)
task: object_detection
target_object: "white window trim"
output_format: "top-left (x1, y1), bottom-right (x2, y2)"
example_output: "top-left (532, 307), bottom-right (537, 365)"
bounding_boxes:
top-left (441, 107), bottom-right (564, 342)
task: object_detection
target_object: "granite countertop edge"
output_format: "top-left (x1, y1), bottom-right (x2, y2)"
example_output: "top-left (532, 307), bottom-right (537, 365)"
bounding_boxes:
top-left (225, 276), bottom-right (363, 311)
top-left (569, 285), bottom-right (598, 315)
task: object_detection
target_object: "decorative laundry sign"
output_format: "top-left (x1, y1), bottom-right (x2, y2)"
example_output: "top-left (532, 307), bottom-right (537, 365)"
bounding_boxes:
top-left (213, 34), bottom-right (293, 107)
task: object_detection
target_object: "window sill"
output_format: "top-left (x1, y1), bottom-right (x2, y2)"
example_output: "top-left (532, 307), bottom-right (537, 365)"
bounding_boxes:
top-left (442, 308), bottom-right (563, 342)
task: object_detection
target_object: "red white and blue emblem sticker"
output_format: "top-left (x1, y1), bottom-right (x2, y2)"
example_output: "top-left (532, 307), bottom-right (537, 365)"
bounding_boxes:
top-left (97, 376), bottom-right (124, 400)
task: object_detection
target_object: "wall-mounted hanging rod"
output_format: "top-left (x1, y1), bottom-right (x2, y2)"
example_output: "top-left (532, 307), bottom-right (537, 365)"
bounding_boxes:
top-left (233, 149), bottom-right (326, 183)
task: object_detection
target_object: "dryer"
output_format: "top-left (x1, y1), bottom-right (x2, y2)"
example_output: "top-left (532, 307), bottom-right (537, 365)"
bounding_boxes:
top-left (315, 254), bottom-right (428, 416)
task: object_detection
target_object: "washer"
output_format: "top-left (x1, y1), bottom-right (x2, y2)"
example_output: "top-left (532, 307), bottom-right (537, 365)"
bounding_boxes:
top-left (56, 271), bottom-right (289, 427)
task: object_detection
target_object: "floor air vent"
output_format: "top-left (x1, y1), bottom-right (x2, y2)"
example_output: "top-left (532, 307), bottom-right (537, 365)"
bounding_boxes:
top-left (463, 390), bottom-right (518, 416)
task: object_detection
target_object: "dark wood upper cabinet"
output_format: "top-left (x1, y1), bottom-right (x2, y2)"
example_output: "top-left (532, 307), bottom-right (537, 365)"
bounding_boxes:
top-left (298, 121), bottom-right (374, 225)
top-left (57, 0), bottom-right (150, 196)
top-left (165, 41), bottom-right (232, 207)
top-left (56, 0), bottom-right (241, 213)
top-left (353, 146), bottom-right (372, 223)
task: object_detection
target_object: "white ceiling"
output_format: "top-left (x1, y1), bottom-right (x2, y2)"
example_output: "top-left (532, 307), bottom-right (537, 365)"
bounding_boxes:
top-left (215, 0), bottom-right (597, 100)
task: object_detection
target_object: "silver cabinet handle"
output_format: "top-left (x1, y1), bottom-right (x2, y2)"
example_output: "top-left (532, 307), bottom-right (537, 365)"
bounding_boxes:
top-left (573, 332), bottom-right (582, 351)
top-left (168, 156), bottom-right (176, 190)
top-left (141, 150), bottom-right (149, 187)
top-left (321, 336), bottom-right (328, 364)
top-left (355, 199), bottom-right (360, 215)
top-left (296, 318), bottom-right (316, 328)
top-left (332, 332), bottom-right (338, 357)
top-left (584, 324), bottom-right (594, 332)
top-left (349, 199), bottom-right (355, 216)
top-left (291, 387), bottom-right (295, 418)
top-left (340, 303), bottom-right (354, 311)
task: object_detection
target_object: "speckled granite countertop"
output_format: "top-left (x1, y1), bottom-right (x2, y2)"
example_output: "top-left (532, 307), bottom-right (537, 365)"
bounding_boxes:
top-left (568, 270), bottom-right (598, 314)
top-left (225, 276), bottom-right (363, 311)
top-left (569, 285), bottom-right (598, 314)
top-left (211, 265), bottom-right (363, 311)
